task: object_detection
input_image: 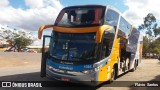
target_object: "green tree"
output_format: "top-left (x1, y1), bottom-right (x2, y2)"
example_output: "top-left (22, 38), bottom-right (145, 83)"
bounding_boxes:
top-left (139, 13), bottom-right (160, 38)
top-left (139, 13), bottom-right (157, 37)
top-left (14, 36), bottom-right (33, 52)
top-left (1, 26), bottom-right (35, 52)
top-left (142, 36), bottom-right (150, 56)
top-left (151, 37), bottom-right (160, 54)
top-left (139, 13), bottom-right (160, 57)
top-left (142, 36), bottom-right (160, 57)
top-left (153, 27), bottom-right (160, 37)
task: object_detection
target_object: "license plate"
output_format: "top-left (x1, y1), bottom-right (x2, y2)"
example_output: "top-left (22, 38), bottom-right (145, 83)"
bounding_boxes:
top-left (61, 77), bottom-right (70, 81)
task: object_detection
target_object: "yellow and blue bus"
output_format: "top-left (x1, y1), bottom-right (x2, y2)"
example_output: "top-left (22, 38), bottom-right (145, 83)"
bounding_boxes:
top-left (38, 5), bottom-right (143, 86)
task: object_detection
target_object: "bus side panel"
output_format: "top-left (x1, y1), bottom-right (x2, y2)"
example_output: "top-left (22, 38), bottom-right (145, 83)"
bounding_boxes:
top-left (139, 41), bottom-right (143, 63)
top-left (97, 64), bottom-right (109, 84)
top-left (97, 37), bottom-right (120, 83)
top-left (111, 37), bottom-right (120, 63)
top-left (110, 37), bottom-right (120, 75)
top-left (138, 34), bottom-right (143, 65)
top-left (126, 28), bottom-right (141, 69)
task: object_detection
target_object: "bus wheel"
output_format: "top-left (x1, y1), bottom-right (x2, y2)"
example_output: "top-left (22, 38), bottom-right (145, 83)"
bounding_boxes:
top-left (131, 60), bottom-right (137, 72)
top-left (125, 58), bottom-right (129, 71)
top-left (109, 67), bottom-right (116, 83)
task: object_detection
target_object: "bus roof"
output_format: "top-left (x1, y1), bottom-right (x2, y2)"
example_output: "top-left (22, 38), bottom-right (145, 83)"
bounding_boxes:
top-left (62, 5), bottom-right (106, 9)
top-left (106, 5), bottom-right (133, 26)
top-left (63, 5), bottom-right (133, 26)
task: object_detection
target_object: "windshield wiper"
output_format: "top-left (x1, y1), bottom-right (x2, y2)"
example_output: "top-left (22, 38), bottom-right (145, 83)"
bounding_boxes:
top-left (51, 55), bottom-right (61, 60)
top-left (72, 56), bottom-right (96, 60)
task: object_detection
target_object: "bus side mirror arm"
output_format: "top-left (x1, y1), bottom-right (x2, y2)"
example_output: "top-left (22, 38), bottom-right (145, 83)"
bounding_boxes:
top-left (38, 25), bottom-right (54, 39)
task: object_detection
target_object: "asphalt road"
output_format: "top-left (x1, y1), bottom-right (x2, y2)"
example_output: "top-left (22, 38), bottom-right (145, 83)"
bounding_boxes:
top-left (0, 52), bottom-right (160, 90)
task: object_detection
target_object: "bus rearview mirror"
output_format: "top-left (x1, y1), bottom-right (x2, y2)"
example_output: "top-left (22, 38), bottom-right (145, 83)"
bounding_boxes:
top-left (38, 25), bottom-right (54, 39)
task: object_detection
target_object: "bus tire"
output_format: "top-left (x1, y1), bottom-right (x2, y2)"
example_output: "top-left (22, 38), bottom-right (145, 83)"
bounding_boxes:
top-left (130, 60), bottom-right (137, 72)
top-left (109, 66), bottom-right (116, 83)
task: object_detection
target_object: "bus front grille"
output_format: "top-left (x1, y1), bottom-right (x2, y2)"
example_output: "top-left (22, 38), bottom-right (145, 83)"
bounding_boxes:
top-left (48, 66), bottom-right (85, 76)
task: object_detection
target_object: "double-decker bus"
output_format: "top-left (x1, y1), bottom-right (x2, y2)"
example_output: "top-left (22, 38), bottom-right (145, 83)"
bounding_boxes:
top-left (38, 5), bottom-right (143, 86)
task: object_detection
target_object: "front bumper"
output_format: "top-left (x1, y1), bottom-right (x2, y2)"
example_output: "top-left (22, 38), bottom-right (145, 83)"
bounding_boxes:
top-left (46, 68), bottom-right (99, 86)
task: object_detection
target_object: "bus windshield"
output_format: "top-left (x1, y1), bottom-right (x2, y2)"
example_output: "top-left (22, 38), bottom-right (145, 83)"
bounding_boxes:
top-left (55, 7), bottom-right (104, 27)
top-left (51, 32), bottom-right (98, 61)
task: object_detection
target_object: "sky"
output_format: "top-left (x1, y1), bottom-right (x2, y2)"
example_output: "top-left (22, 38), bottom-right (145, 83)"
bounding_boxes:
top-left (0, 0), bottom-right (160, 45)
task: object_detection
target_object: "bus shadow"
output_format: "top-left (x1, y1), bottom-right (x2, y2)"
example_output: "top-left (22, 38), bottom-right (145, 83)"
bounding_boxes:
top-left (0, 72), bottom-right (46, 81)
top-left (129, 75), bottom-right (160, 90)
top-left (96, 70), bottom-right (129, 89)
top-left (95, 73), bottom-right (160, 90)
top-left (2, 71), bottom-right (159, 90)
top-left (0, 72), bottom-right (95, 90)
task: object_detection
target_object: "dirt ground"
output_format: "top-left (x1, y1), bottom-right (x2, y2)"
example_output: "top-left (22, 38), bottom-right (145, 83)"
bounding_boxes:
top-left (0, 52), bottom-right (41, 68)
top-left (0, 52), bottom-right (160, 90)
top-left (98, 59), bottom-right (160, 90)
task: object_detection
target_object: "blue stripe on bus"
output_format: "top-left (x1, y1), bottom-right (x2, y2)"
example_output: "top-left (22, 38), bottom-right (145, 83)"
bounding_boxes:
top-left (47, 59), bottom-right (93, 71)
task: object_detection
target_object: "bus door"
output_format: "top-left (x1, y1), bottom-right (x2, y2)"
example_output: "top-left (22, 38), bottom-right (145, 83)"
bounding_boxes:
top-left (101, 30), bottom-right (115, 59)
top-left (41, 35), bottom-right (51, 77)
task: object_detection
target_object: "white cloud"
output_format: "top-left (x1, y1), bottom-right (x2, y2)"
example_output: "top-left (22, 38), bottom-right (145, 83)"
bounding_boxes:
top-left (123, 0), bottom-right (160, 27)
top-left (25, 0), bottom-right (62, 10)
top-left (0, 0), bottom-right (63, 31)
top-left (0, 0), bottom-right (9, 7)
top-left (25, 0), bottom-right (44, 8)
top-left (0, 0), bottom-right (63, 46)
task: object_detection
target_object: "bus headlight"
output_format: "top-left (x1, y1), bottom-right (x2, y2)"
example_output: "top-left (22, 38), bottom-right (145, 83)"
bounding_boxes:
top-left (47, 65), bottom-right (59, 71)
top-left (93, 64), bottom-right (103, 71)
top-left (47, 65), bottom-right (52, 69)
top-left (94, 66), bottom-right (101, 71)
top-left (82, 66), bottom-right (101, 74)
top-left (82, 69), bottom-right (94, 74)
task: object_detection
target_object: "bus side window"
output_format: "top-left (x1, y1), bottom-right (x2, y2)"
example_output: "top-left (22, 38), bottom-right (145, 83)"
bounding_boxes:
top-left (118, 17), bottom-right (132, 61)
top-left (81, 10), bottom-right (95, 23)
top-left (105, 9), bottom-right (119, 30)
top-left (118, 17), bottom-right (131, 38)
top-left (101, 30), bottom-right (115, 59)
